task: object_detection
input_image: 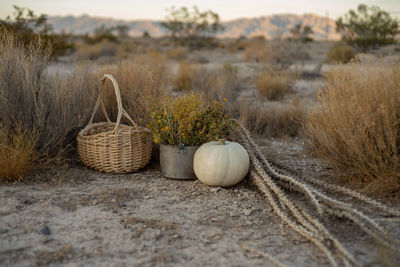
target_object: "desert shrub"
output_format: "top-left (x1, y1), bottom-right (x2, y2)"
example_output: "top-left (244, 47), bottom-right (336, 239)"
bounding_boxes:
top-left (99, 56), bottom-right (169, 125)
top-left (244, 37), bottom-right (308, 70)
top-left (326, 43), bottom-right (356, 63)
top-left (173, 61), bottom-right (194, 91)
top-left (0, 6), bottom-right (72, 58)
top-left (161, 6), bottom-right (224, 48)
top-left (173, 62), bottom-right (241, 105)
top-left (244, 38), bottom-right (270, 62)
top-left (0, 124), bottom-right (37, 182)
top-left (336, 4), bottom-right (399, 51)
top-left (75, 40), bottom-right (117, 60)
top-left (238, 100), bottom-right (306, 137)
top-left (289, 23), bottom-right (313, 43)
top-left (255, 70), bottom-right (297, 100)
top-left (192, 63), bottom-right (241, 105)
top-left (225, 37), bottom-right (247, 53)
top-left (84, 25), bottom-right (117, 44)
top-left (116, 42), bottom-right (137, 60)
top-left (166, 47), bottom-right (187, 60)
top-left (268, 39), bottom-right (309, 70)
top-left (0, 30), bottom-right (97, 165)
top-left (306, 56), bottom-right (400, 197)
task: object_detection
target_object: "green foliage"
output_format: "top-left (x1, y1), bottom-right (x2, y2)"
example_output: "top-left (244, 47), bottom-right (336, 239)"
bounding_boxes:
top-left (161, 6), bottom-right (224, 48)
top-left (114, 24), bottom-right (129, 39)
top-left (289, 23), bottom-right (313, 43)
top-left (336, 4), bottom-right (400, 51)
top-left (142, 31), bottom-right (150, 38)
top-left (0, 5), bottom-right (73, 58)
top-left (326, 43), bottom-right (356, 63)
top-left (148, 93), bottom-right (232, 146)
top-left (84, 25), bottom-right (118, 44)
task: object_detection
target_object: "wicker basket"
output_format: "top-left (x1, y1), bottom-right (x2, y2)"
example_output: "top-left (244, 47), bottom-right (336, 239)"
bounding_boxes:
top-left (77, 74), bottom-right (152, 173)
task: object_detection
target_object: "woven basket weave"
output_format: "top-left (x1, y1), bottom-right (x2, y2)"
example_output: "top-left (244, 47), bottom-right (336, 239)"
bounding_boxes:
top-left (77, 74), bottom-right (152, 173)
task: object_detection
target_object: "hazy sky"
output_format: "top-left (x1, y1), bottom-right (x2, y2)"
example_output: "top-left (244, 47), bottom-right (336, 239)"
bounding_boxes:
top-left (1, 0), bottom-right (399, 21)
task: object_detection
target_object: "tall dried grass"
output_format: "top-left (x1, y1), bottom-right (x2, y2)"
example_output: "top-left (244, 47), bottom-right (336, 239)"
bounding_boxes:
top-left (0, 30), bottom-right (98, 167)
top-left (325, 43), bottom-right (356, 64)
top-left (173, 62), bottom-right (241, 105)
top-left (0, 124), bottom-right (37, 181)
top-left (255, 70), bottom-right (297, 100)
top-left (74, 40), bottom-right (117, 60)
top-left (99, 54), bottom-right (169, 125)
top-left (244, 38), bottom-right (270, 62)
top-left (173, 61), bottom-right (193, 91)
top-left (244, 38), bottom-right (308, 70)
top-left (306, 56), bottom-right (400, 197)
top-left (166, 47), bottom-right (187, 60)
top-left (238, 100), bottom-right (306, 137)
top-left (193, 63), bottom-right (241, 104)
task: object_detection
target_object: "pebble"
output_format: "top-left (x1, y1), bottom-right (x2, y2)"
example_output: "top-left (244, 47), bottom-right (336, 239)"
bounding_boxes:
top-left (23, 199), bottom-right (32, 205)
top-left (210, 188), bottom-right (220, 193)
top-left (41, 226), bottom-right (51, 235)
top-left (243, 209), bottom-right (252, 216)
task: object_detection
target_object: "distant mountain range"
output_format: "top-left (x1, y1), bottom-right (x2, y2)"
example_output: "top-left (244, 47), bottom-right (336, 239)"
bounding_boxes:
top-left (47, 13), bottom-right (341, 40)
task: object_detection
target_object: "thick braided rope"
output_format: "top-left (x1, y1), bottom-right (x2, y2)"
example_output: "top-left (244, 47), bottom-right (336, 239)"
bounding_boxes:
top-left (250, 170), bottom-right (339, 267)
top-left (237, 123), bottom-right (323, 214)
top-left (301, 175), bottom-right (400, 217)
top-left (232, 122), bottom-right (400, 266)
top-left (235, 121), bottom-right (399, 243)
top-left (272, 167), bottom-right (400, 250)
top-left (241, 244), bottom-right (288, 267)
top-left (235, 128), bottom-right (349, 266)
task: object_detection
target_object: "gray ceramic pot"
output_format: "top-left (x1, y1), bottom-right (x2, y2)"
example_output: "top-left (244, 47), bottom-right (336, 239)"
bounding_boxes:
top-left (159, 144), bottom-right (199, 179)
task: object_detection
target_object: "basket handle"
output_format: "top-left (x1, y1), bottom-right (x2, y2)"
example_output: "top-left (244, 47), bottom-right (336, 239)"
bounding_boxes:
top-left (86, 74), bottom-right (139, 133)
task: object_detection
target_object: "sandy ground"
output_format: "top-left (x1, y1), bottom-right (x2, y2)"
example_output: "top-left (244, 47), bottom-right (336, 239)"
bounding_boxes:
top-left (1, 138), bottom-right (399, 266)
top-left (2, 42), bottom-right (400, 266)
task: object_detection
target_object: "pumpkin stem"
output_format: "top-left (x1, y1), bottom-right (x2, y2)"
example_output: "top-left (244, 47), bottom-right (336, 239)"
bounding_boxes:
top-left (218, 139), bottom-right (226, 145)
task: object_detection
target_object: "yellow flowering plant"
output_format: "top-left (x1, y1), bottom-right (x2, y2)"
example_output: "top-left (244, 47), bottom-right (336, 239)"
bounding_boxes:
top-left (148, 93), bottom-right (233, 146)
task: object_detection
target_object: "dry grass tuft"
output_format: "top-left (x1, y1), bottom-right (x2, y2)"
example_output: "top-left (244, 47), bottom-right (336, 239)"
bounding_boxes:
top-left (326, 43), bottom-right (356, 63)
top-left (306, 56), bottom-right (400, 197)
top-left (75, 40), bottom-right (117, 61)
top-left (172, 62), bottom-right (242, 113)
top-left (0, 123), bottom-right (37, 182)
top-left (192, 63), bottom-right (241, 104)
top-left (238, 100), bottom-right (306, 137)
top-left (255, 70), bottom-right (297, 100)
top-left (166, 47), bottom-right (187, 60)
top-left (0, 30), bottom-right (98, 164)
top-left (173, 61), bottom-right (194, 91)
top-left (99, 57), bottom-right (169, 125)
top-left (244, 38), bottom-right (270, 62)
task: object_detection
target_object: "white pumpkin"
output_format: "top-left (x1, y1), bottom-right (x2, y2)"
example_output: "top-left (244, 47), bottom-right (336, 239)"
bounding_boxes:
top-left (193, 139), bottom-right (250, 187)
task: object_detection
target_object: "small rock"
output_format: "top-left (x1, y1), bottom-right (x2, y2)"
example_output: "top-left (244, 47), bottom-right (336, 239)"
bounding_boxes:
top-left (23, 199), bottom-right (32, 205)
top-left (210, 188), bottom-right (220, 193)
top-left (243, 209), bottom-right (252, 216)
top-left (41, 226), bottom-right (51, 235)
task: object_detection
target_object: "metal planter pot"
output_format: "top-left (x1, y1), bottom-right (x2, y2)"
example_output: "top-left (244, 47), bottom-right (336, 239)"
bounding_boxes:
top-left (160, 144), bottom-right (199, 179)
